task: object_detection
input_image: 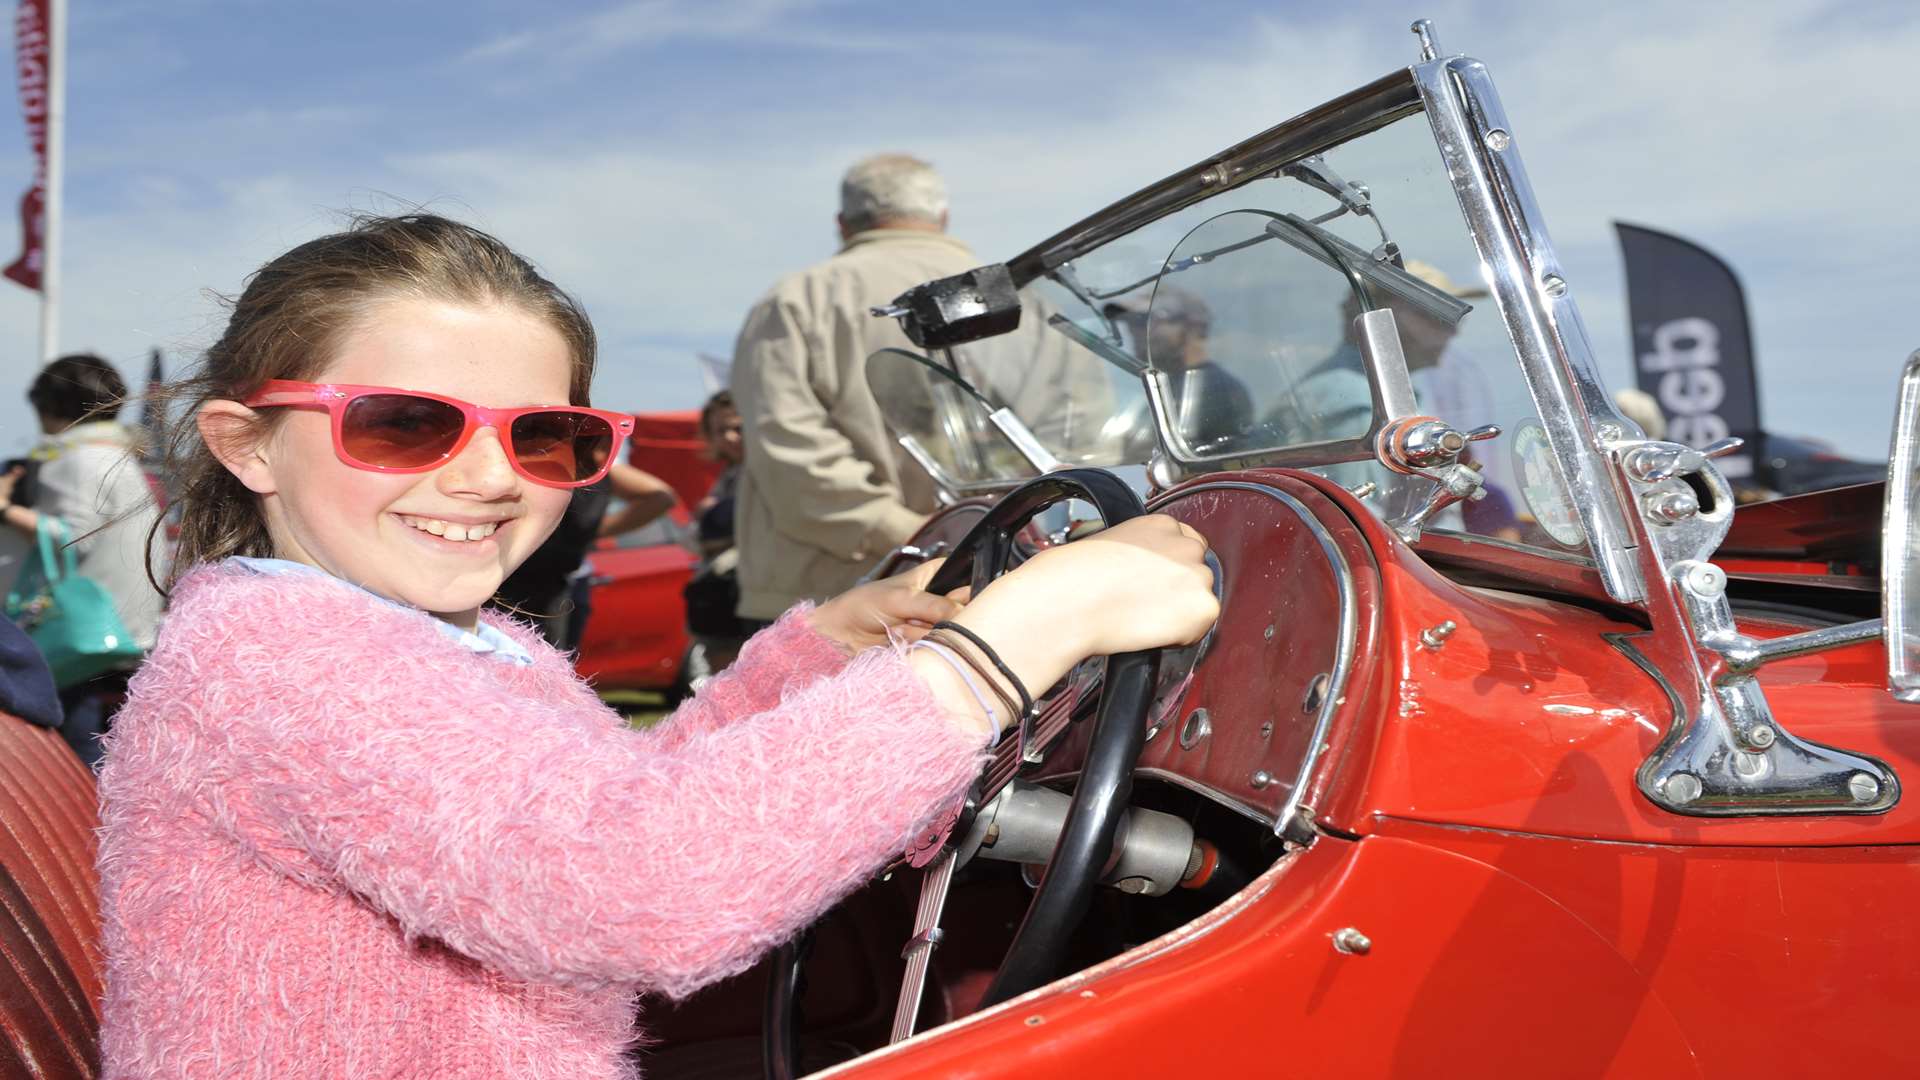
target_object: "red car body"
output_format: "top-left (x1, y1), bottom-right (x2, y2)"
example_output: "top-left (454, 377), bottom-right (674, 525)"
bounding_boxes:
top-left (573, 409), bottom-right (722, 694)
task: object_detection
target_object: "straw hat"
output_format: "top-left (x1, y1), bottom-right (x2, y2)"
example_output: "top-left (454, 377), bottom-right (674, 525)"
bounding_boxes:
top-left (1403, 258), bottom-right (1491, 300)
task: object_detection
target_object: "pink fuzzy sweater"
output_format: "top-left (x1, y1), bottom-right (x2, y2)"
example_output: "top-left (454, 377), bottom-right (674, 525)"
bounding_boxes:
top-left (96, 564), bottom-right (988, 1079)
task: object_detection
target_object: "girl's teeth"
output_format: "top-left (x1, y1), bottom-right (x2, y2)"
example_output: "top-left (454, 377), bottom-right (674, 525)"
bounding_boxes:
top-left (402, 516), bottom-right (498, 542)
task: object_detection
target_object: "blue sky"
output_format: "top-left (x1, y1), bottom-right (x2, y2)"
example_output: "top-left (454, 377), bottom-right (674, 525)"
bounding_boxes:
top-left (2, 0), bottom-right (1917, 463)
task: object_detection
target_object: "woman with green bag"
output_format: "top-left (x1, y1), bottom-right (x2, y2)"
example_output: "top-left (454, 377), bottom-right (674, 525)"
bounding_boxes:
top-left (1, 354), bottom-right (168, 766)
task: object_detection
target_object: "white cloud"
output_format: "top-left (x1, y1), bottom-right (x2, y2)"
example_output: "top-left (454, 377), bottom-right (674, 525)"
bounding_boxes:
top-left (2, 0), bottom-right (1915, 470)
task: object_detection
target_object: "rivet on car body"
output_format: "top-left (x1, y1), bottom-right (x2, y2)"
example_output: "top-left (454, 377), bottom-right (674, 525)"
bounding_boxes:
top-left (1850, 773), bottom-right (1882, 803)
top-left (1332, 928), bottom-right (1372, 955)
top-left (1485, 128), bottom-right (1511, 151)
top-left (1259, 721), bottom-right (1274, 740)
top-left (1665, 772), bottom-right (1704, 805)
top-left (1251, 770), bottom-right (1273, 789)
top-left (1264, 624), bottom-right (1276, 640)
top-left (1746, 725), bottom-right (1777, 751)
top-left (1024, 1015), bottom-right (1045, 1027)
top-left (1420, 620), bottom-right (1457, 649)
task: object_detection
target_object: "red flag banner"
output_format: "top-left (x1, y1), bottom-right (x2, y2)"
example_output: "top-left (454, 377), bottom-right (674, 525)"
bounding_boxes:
top-left (4, 0), bottom-right (48, 292)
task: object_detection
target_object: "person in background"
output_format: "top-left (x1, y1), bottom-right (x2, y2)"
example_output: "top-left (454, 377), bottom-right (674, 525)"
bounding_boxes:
top-left (730, 153), bottom-right (975, 629)
top-left (490, 458), bottom-right (676, 650)
top-left (683, 390), bottom-right (749, 684)
top-left (0, 353), bottom-right (167, 766)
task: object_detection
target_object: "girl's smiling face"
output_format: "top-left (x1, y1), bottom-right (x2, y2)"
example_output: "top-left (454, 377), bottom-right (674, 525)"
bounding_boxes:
top-left (238, 298), bottom-right (577, 627)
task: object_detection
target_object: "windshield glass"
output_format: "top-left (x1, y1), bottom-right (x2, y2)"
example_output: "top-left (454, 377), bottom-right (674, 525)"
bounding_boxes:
top-left (1006, 111), bottom-right (1587, 556)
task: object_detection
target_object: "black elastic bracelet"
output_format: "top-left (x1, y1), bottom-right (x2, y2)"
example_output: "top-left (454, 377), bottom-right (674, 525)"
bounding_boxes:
top-left (932, 621), bottom-right (1033, 718)
top-left (926, 629), bottom-right (1021, 721)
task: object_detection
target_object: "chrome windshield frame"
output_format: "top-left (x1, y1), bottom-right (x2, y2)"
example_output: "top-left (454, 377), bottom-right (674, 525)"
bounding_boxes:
top-left (1411, 57), bottom-right (1645, 603)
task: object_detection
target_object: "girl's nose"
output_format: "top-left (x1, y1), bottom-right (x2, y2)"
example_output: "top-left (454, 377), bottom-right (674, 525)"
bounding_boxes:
top-left (438, 426), bottom-right (520, 498)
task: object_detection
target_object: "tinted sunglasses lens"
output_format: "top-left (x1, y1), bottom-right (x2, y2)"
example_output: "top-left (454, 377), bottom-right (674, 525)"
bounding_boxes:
top-left (340, 394), bottom-right (466, 469)
top-left (510, 411), bottom-right (614, 484)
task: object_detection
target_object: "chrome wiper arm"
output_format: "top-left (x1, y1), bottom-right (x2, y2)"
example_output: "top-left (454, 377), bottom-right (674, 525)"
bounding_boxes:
top-left (1088, 229), bottom-right (1284, 303)
top-left (1264, 214), bottom-right (1473, 327)
top-left (1283, 154), bottom-right (1401, 264)
top-left (1046, 262), bottom-right (1123, 347)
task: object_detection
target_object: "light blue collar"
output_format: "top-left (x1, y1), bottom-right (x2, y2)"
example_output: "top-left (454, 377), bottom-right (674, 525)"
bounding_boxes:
top-left (228, 556), bottom-right (535, 666)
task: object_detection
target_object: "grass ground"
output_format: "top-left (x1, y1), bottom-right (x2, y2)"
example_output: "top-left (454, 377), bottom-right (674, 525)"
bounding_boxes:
top-left (600, 689), bottom-right (672, 730)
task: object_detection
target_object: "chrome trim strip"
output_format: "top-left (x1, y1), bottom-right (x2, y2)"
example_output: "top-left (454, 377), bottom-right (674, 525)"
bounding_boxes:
top-left (1413, 57), bottom-right (1646, 603)
top-left (1151, 480), bottom-right (1359, 843)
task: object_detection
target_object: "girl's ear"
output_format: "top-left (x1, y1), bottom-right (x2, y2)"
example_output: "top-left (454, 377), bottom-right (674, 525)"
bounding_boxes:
top-left (197, 400), bottom-right (277, 495)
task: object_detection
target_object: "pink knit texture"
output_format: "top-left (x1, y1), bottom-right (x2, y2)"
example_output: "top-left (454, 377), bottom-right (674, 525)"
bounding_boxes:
top-left (96, 564), bottom-right (989, 1079)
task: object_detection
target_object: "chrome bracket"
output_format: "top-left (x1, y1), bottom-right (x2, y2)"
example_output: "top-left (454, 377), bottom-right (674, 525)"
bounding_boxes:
top-left (1606, 437), bottom-right (1900, 816)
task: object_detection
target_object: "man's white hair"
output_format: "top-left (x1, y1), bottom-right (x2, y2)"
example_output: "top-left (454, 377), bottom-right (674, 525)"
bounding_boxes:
top-left (839, 154), bottom-right (948, 231)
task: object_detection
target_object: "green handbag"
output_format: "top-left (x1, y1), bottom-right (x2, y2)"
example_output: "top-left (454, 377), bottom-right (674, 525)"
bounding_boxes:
top-left (5, 517), bottom-right (144, 688)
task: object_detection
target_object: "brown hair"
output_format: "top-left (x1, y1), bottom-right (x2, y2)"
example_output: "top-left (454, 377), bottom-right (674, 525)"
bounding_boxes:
top-left (151, 213), bottom-right (598, 591)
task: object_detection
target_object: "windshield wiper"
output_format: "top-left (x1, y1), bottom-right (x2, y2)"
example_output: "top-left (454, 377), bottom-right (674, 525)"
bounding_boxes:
top-left (1045, 313), bottom-right (1146, 377)
top-left (1264, 214), bottom-right (1473, 327)
top-left (1283, 154), bottom-right (1401, 265)
top-left (1046, 262), bottom-right (1124, 347)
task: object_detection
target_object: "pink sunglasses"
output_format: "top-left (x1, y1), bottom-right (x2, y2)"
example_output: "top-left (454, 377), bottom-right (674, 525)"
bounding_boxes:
top-left (242, 380), bottom-right (635, 489)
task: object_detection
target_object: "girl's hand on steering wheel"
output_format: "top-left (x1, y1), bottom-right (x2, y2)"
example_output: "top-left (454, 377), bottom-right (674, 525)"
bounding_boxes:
top-left (809, 558), bottom-right (968, 654)
top-left (939, 515), bottom-right (1219, 710)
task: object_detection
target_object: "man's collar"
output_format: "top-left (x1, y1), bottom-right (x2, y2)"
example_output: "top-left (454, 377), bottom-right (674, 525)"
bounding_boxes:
top-left (839, 228), bottom-right (973, 256)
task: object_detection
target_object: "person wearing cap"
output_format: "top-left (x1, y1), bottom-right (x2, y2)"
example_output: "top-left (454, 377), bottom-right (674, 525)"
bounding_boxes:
top-left (1107, 286), bottom-right (1255, 453)
top-left (727, 154), bottom-right (969, 625)
top-left (1284, 260), bottom-right (1520, 536)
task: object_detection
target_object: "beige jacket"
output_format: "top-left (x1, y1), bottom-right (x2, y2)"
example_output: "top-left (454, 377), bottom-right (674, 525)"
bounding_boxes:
top-left (730, 229), bottom-right (976, 619)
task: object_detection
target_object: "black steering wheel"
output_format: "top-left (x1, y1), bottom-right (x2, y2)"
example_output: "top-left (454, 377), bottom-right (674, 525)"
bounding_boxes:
top-left (765, 468), bottom-right (1162, 1077)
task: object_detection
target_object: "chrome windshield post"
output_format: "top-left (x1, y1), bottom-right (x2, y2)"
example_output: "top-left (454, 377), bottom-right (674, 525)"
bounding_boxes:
top-left (1415, 53), bottom-right (1897, 815)
top-left (1413, 56), bottom-right (1647, 604)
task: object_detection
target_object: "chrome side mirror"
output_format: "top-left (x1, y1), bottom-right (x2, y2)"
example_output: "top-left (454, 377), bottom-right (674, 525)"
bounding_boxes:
top-left (1884, 351), bottom-right (1920, 701)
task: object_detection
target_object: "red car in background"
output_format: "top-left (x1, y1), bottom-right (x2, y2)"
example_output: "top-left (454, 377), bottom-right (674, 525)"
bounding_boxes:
top-left (573, 409), bottom-right (723, 699)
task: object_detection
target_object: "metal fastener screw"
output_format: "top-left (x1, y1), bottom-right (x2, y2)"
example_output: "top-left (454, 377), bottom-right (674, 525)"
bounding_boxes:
top-left (1251, 770), bottom-right (1273, 789)
top-left (1540, 274), bottom-right (1568, 298)
top-left (1747, 725), bottom-right (1777, 750)
top-left (1259, 721), bottom-right (1274, 739)
top-left (1024, 1015), bottom-right (1044, 1027)
top-left (1485, 128), bottom-right (1511, 151)
top-left (1420, 620), bottom-right (1458, 649)
top-left (1849, 772), bottom-right (1881, 803)
top-left (1264, 624), bottom-right (1276, 640)
top-left (1665, 772), bottom-right (1703, 805)
top-left (1642, 489), bottom-right (1699, 524)
top-left (1332, 928), bottom-right (1372, 955)
top-left (1683, 563), bottom-right (1727, 597)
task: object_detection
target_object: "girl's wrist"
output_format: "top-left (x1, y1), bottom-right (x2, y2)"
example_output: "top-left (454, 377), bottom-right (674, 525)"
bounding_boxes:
top-left (906, 647), bottom-right (998, 742)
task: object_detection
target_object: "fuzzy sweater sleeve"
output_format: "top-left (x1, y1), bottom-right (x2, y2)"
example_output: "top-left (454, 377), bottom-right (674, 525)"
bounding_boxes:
top-left (646, 603), bottom-right (853, 750)
top-left (161, 569), bottom-right (988, 999)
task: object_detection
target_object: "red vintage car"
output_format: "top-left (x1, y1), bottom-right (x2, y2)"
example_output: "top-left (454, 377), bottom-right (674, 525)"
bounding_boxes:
top-left (574, 409), bottom-right (722, 699)
top-left (3, 21), bottom-right (1915, 1080)
top-left (636, 20), bottom-right (1920, 1079)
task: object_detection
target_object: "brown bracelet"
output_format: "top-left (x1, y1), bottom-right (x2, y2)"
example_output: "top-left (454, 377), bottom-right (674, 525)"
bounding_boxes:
top-left (925, 628), bottom-right (1021, 722)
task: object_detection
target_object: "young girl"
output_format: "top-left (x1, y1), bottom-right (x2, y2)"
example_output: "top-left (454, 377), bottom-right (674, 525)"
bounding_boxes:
top-left (96, 214), bottom-right (1218, 1079)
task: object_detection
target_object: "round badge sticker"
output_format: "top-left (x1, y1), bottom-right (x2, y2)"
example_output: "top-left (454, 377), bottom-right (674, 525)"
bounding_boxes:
top-left (1510, 420), bottom-right (1586, 548)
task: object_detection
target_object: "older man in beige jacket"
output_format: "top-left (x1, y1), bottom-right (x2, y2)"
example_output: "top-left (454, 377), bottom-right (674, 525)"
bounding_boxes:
top-left (728, 154), bottom-right (976, 621)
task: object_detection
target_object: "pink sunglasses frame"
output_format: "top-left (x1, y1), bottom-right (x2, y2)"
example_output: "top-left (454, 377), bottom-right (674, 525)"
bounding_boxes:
top-left (241, 380), bottom-right (636, 489)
